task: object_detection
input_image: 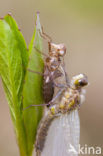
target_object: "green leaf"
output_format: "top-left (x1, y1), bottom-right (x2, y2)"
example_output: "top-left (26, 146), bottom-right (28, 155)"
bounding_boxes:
top-left (4, 14), bottom-right (28, 71)
top-left (0, 17), bottom-right (28, 156)
top-left (23, 13), bottom-right (44, 156)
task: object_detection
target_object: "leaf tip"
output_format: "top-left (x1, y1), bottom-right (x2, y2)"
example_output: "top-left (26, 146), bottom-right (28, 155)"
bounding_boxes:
top-left (8, 12), bottom-right (12, 16)
top-left (36, 11), bottom-right (42, 33)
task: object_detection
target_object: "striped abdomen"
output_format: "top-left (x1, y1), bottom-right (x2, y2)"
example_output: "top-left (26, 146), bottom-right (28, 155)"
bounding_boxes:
top-left (35, 112), bottom-right (56, 156)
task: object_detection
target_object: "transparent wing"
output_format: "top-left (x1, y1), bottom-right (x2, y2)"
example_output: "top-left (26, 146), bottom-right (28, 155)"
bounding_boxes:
top-left (41, 109), bottom-right (80, 156)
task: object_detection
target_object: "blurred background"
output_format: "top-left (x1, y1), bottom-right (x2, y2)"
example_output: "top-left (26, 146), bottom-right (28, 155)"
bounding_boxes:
top-left (0, 0), bottom-right (103, 155)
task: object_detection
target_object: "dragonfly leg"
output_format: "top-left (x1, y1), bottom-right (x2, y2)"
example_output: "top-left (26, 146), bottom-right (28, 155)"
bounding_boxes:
top-left (34, 46), bottom-right (49, 57)
top-left (48, 88), bottom-right (65, 106)
top-left (27, 68), bottom-right (43, 76)
top-left (39, 26), bottom-right (52, 42)
top-left (53, 82), bottom-right (66, 88)
top-left (23, 88), bottom-right (65, 110)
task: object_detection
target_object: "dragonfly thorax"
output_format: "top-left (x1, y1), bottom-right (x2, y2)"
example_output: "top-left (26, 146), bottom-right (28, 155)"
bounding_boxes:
top-left (59, 88), bottom-right (80, 113)
top-left (45, 56), bottom-right (60, 71)
top-left (49, 88), bottom-right (80, 116)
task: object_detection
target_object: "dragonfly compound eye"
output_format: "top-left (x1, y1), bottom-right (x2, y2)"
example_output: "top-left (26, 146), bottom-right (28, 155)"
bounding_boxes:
top-left (58, 50), bottom-right (65, 56)
top-left (71, 74), bottom-right (88, 89)
top-left (78, 78), bottom-right (88, 87)
top-left (58, 44), bottom-right (66, 56)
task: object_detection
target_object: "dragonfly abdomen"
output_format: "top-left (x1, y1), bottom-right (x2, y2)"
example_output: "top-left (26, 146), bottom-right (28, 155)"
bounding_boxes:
top-left (35, 112), bottom-right (56, 155)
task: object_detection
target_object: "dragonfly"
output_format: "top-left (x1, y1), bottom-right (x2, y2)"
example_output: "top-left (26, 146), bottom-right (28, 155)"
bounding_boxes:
top-left (35, 73), bottom-right (88, 156)
top-left (25, 23), bottom-right (88, 156)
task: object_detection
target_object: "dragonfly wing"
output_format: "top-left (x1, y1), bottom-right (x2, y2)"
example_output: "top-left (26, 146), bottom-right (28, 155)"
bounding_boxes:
top-left (41, 109), bottom-right (80, 156)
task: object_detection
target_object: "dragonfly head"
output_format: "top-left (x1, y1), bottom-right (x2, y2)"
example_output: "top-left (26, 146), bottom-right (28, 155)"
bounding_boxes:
top-left (51, 43), bottom-right (66, 57)
top-left (71, 74), bottom-right (88, 89)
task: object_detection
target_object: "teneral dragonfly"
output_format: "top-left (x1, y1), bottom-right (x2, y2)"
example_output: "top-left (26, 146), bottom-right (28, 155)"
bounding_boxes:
top-left (35, 73), bottom-right (88, 156)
